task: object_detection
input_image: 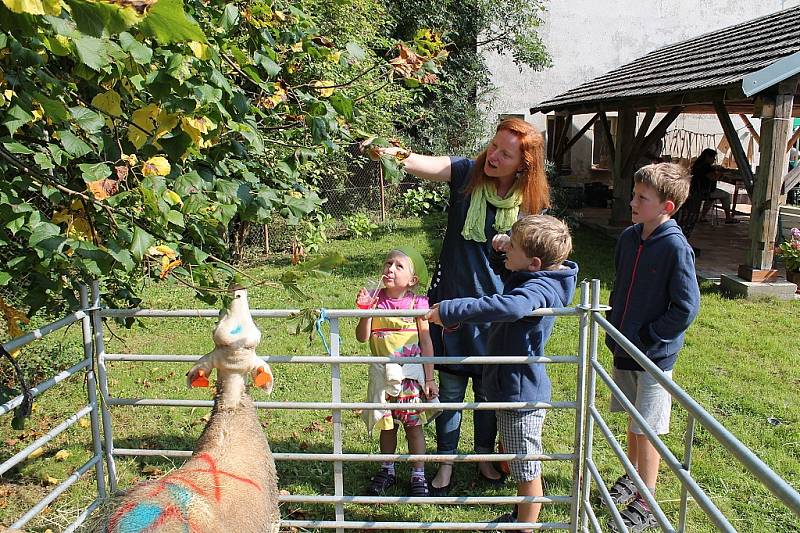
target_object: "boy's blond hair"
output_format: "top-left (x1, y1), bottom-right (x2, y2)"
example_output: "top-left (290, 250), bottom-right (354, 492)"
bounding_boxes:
top-left (634, 163), bottom-right (691, 212)
top-left (511, 214), bottom-right (572, 270)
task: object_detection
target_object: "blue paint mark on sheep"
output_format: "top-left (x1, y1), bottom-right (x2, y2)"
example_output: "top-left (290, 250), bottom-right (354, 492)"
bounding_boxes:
top-left (118, 502), bottom-right (161, 531)
top-left (230, 325), bottom-right (242, 335)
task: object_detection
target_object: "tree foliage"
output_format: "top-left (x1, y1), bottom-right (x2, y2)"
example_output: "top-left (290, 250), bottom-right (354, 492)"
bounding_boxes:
top-left (0, 0), bottom-right (446, 325)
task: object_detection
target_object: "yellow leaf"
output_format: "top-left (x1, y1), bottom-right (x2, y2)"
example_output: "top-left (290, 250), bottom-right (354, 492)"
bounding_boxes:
top-left (273, 10), bottom-right (286, 21)
top-left (188, 41), bottom-right (210, 60)
top-left (54, 449), bottom-right (71, 461)
top-left (314, 81), bottom-right (335, 98)
top-left (45, 475), bottom-right (60, 485)
top-left (142, 156), bottom-right (170, 177)
top-left (180, 116), bottom-right (214, 146)
top-left (290, 42), bottom-right (303, 52)
top-left (147, 245), bottom-right (178, 259)
top-left (141, 464), bottom-right (163, 476)
top-left (121, 153), bottom-right (138, 166)
top-left (328, 51), bottom-right (341, 63)
top-left (91, 90), bottom-right (123, 117)
top-left (2, 0), bottom-right (60, 16)
top-left (78, 417), bottom-right (90, 428)
top-left (164, 190), bottom-right (182, 206)
top-left (87, 178), bottom-right (119, 201)
top-left (27, 447), bottom-right (44, 460)
top-left (154, 110), bottom-right (179, 142)
top-left (1, 297), bottom-right (29, 356)
top-left (128, 104), bottom-right (159, 149)
top-left (160, 258), bottom-right (181, 279)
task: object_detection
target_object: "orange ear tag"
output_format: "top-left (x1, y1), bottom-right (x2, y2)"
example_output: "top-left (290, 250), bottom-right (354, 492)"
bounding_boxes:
top-left (254, 367), bottom-right (272, 388)
top-left (191, 369), bottom-right (209, 388)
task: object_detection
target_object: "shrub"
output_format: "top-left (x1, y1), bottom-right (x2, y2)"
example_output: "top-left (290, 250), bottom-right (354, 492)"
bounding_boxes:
top-left (343, 213), bottom-right (379, 239)
top-left (394, 185), bottom-right (449, 216)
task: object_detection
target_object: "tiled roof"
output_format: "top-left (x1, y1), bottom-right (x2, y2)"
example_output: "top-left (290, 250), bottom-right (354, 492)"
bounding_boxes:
top-left (531, 6), bottom-right (800, 113)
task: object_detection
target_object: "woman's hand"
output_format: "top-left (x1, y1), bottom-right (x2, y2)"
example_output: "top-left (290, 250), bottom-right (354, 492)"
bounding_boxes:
top-left (360, 138), bottom-right (410, 161)
top-left (492, 233), bottom-right (511, 252)
top-left (425, 380), bottom-right (439, 399)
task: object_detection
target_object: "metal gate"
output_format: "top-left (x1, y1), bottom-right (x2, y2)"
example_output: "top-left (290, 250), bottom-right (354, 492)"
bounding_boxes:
top-left (2, 280), bottom-right (799, 531)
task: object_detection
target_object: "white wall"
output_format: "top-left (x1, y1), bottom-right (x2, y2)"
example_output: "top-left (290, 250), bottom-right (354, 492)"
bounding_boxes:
top-left (482, 0), bottom-right (800, 178)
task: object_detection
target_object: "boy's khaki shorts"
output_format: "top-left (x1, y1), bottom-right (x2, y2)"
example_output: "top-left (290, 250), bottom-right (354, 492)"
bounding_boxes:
top-left (610, 368), bottom-right (673, 435)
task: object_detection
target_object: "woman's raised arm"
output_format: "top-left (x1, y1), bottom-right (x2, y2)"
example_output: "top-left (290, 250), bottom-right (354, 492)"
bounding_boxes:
top-left (368, 146), bottom-right (452, 182)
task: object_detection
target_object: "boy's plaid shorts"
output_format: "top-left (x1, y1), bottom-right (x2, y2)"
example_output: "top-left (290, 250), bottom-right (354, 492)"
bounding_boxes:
top-left (497, 408), bottom-right (546, 482)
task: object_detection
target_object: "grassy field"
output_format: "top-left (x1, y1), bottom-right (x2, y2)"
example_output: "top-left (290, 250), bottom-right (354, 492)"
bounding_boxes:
top-left (1, 214), bottom-right (799, 532)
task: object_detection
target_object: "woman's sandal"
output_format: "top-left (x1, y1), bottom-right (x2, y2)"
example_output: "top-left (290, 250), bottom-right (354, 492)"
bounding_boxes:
top-left (609, 496), bottom-right (657, 532)
top-left (607, 474), bottom-right (638, 507)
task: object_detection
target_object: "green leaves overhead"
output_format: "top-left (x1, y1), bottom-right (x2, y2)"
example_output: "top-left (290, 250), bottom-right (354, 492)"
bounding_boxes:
top-left (138, 0), bottom-right (206, 44)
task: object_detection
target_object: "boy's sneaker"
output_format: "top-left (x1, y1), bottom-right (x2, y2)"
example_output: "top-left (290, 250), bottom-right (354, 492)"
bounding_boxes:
top-left (608, 495), bottom-right (657, 532)
top-left (367, 468), bottom-right (396, 495)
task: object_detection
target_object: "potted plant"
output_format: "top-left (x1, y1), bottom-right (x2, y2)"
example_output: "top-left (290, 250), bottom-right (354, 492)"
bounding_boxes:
top-left (776, 227), bottom-right (800, 287)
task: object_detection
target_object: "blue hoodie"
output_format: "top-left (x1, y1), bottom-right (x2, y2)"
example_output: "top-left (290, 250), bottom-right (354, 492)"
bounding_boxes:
top-left (605, 219), bottom-right (700, 371)
top-left (436, 259), bottom-right (578, 403)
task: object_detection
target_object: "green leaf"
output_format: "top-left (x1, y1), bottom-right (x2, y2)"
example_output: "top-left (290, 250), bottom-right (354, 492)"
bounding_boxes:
top-left (218, 3), bottom-right (239, 33)
top-left (138, 0), bottom-right (207, 44)
top-left (34, 93), bottom-right (70, 122)
top-left (70, 106), bottom-right (105, 133)
top-left (34, 152), bottom-right (54, 170)
top-left (73, 34), bottom-right (117, 71)
top-left (166, 209), bottom-right (184, 227)
top-left (78, 162), bottom-right (111, 181)
top-left (107, 243), bottom-right (135, 272)
top-left (0, 271), bottom-right (11, 285)
top-left (2, 142), bottom-right (33, 154)
top-left (119, 32), bottom-right (153, 64)
top-left (129, 226), bottom-right (155, 261)
top-left (58, 130), bottom-right (92, 157)
top-left (28, 221), bottom-right (61, 247)
top-left (64, 0), bottom-right (142, 37)
top-left (330, 94), bottom-right (353, 121)
top-left (3, 105), bottom-right (34, 136)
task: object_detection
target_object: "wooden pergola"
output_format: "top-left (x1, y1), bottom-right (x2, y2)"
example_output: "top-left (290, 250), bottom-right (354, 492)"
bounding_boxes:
top-left (530, 6), bottom-right (800, 285)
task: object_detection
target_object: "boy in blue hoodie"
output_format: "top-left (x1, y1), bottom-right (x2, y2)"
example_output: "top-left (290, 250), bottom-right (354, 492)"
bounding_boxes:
top-left (426, 214), bottom-right (578, 532)
top-left (604, 163), bottom-right (700, 532)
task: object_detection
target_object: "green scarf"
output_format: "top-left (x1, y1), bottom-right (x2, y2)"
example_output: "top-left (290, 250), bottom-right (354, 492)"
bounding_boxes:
top-left (461, 182), bottom-right (522, 242)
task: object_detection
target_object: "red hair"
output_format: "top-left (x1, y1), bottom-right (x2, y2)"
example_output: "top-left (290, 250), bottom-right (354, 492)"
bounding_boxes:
top-left (466, 118), bottom-right (550, 215)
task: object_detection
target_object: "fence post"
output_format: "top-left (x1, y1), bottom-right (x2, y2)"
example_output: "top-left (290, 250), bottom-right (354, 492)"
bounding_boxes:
top-left (378, 164), bottom-right (386, 222)
top-left (580, 279), bottom-right (603, 530)
top-left (91, 280), bottom-right (118, 492)
top-left (80, 284), bottom-right (106, 501)
top-left (569, 280), bottom-right (591, 531)
top-left (329, 316), bottom-right (345, 533)
top-left (678, 414), bottom-right (697, 533)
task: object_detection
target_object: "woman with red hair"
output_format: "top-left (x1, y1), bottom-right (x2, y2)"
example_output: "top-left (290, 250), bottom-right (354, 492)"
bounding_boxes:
top-left (368, 118), bottom-right (550, 496)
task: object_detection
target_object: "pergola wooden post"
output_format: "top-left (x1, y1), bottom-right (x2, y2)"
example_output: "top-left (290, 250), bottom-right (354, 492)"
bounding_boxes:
top-left (609, 108), bottom-right (636, 225)
top-left (739, 77), bottom-right (798, 281)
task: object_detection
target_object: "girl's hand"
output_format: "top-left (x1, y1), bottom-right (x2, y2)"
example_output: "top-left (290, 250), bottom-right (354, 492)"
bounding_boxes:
top-left (425, 380), bottom-right (439, 399)
top-left (356, 287), bottom-right (378, 309)
top-left (492, 233), bottom-right (511, 252)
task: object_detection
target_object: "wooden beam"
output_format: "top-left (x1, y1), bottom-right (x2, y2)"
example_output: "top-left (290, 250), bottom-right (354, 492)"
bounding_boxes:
top-left (562, 113), bottom-right (600, 154)
top-left (622, 108), bottom-right (656, 174)
top-left (738, 113), bottom-right (760, 145)
top-left (598, 112), bottom-right (615, 167)
top-left (553, 113), bottom-right (572, 169)
top-left (745, 78), bottom-right (796, 273)
top-left (787, 126), bottom-right (800, 153)
top-left (623, 107), bottom-right (681, 177)
top-left (782, 164), bottom-right (800, 195)
top-left (609, 108), bottom-right (636, 226)
top-left (714, 100), bottom-right (755, 196)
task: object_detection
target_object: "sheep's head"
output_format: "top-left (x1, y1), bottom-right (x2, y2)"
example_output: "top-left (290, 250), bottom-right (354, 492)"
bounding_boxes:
top-left (187, 286), bottom-right (273, 396)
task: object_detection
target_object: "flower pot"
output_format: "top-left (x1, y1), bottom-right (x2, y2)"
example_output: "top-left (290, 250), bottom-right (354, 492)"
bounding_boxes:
top-left (787, 269), bottom-right (800, 292)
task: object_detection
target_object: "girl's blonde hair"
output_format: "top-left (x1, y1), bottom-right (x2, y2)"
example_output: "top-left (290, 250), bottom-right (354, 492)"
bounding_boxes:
top-left (466, 117), bottom-right (551, 215)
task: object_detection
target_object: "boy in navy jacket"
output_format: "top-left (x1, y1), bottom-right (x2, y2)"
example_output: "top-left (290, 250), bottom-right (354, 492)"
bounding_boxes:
top-left (426, 215), bottom-right (578, 532)
top-left (604, 163), bottom-right (700, 532)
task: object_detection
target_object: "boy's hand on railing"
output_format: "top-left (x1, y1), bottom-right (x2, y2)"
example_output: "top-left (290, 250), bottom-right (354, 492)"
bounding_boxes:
top-left (425, 304), bottom-right (442, 326)
top-left (492, 233), bottom-right (511, 252)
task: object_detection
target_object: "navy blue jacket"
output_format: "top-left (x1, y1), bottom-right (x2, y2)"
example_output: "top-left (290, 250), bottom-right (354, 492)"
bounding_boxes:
top-left (605, 219), bottom-right (700, 371)
top-left (437, 259), bottom-right (578, 403)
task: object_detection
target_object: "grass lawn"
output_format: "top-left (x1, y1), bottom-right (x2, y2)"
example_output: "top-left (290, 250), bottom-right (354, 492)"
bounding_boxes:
top-left (1, 214), bottom-right (799, 532)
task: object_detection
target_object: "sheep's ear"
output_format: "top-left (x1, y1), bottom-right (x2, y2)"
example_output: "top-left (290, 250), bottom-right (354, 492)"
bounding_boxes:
top-left (253, 365), bottom-right (274, 394)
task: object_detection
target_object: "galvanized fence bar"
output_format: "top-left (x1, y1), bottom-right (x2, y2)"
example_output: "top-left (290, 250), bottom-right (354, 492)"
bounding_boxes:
top-left (0, 358), bottom-right (90, 416)
top-left (569, 280), bottom-right (590, 528)
top-left (1, 310), bottom-right (86, 353)
top-left (280, 519), bottom-right (571, 530)
top-left (677, 414), bottom-right (696, 533)
top-left (328, 316), bottom-right (345, 533)
top-left (90, 279), bottom-right (118, 493)
top-left (80, 284), bottom-right (107, 501)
